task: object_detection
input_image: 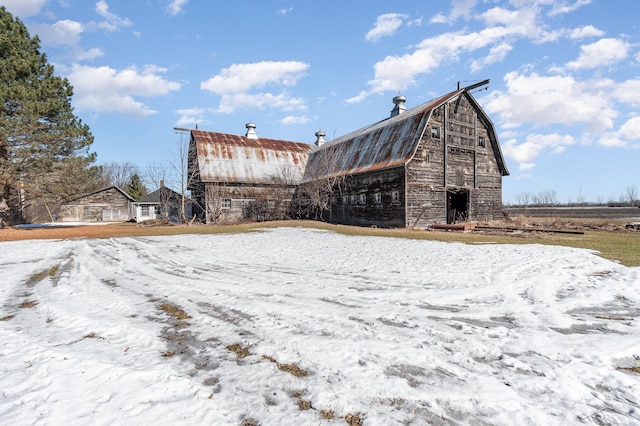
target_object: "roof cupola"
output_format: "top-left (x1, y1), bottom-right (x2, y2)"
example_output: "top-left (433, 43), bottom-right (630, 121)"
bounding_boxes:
top-left (314, 130), bottom-right (327, 147)
top-left (390, 95), bottom-right (407, 117)
top-left (245, 121), bottom-right (258, 139)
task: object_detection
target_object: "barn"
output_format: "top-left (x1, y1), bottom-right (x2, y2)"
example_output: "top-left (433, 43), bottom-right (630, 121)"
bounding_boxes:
top-left (188, 124), bottom-right (314, 224)
top-left (301, 81), bottom-right (509, 228)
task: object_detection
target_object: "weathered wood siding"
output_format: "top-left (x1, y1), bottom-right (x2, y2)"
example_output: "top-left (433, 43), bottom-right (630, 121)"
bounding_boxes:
top-left (328, 167), bottom-right (405, 228)
top-left (196, 182), bottom-right (297, 224)
top-left (59, 187), bottom-right (133, 222)
top-left (406, 94), bottom-right (504, 227)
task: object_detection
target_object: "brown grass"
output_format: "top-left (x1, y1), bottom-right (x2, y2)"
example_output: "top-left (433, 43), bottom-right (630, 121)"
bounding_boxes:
top-left (226, 343), bottom-right (251, 359)
top-left (19, 300), bottom-right (38, 308)
top-left (2, 219), bottom-right (638, 266)
top-left (158, 303), bottom-right (191, 321)
top-left (26, 265), bottom-right (59, 287)
top-left (277, 362), bottom-right (308, 377)
top-left (320, 410), bottom-right (335, 419)
top-left (617, 366), bottom-right (640, 374)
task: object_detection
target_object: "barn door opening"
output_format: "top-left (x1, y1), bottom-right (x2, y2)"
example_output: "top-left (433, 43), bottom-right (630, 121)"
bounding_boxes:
top-left (447, 189), bottom-right (469, 223)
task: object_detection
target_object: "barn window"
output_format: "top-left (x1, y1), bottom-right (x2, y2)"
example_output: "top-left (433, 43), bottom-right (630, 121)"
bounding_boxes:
top-left (350, 195), bottom-right (356, 204)
top-left (359, 194), bottom-right (366, 204)
top-left (222, 199), bottom-right (231, 209)
top-left (375, 192), bottom-right (382, 203)
top-left (342, 195), bottom-right (349, 204)
top-left (141, 205), bottom-right (150, 215)
top-left (431, 126), bottom-right (441, 139)
top-left (391, 191), bottom-right (400, 203)
top-left (478, 135), bottom-right (486, 147)
top-left (268, 199), bottom-right (276, 208)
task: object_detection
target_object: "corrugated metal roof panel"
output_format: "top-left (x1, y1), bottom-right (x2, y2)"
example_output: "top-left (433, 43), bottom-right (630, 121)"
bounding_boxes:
top-left (304, 90), bottom-right (461, 181)
top-left (191, 130), bottom-right (314, 184)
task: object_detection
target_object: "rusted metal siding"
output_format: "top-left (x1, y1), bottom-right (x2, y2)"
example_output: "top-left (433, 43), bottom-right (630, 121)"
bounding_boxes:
top-left (191, 130), bottom-right (313, 184)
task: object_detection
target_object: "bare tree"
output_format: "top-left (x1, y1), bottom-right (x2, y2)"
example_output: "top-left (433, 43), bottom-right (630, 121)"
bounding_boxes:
top-left (535, 190), bottom-right (557, 206)
top-left (143, 162), bottom-right (170, 192)
top-left (625, 184), bottom-right (638, 207)
top-left (292, 147), bottom-right (344, 221)
top-left (171, 129), bottom-right (201, 223)
top-left (246, 165), bottom-right (303, 221)
top-left (516, 191), bottom-right (531, 207)
top-left (100, 161), bottom-right (139, 189)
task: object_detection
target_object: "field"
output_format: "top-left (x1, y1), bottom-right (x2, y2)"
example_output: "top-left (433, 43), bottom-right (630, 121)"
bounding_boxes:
top-left (2, 217), bottom-right (639, 266)
top-left (1, 222), bottom-right (639, 424)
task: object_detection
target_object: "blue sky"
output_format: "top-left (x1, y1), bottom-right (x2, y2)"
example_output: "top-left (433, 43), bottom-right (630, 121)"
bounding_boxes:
top-left (3, 0), bottom-right (639, 204)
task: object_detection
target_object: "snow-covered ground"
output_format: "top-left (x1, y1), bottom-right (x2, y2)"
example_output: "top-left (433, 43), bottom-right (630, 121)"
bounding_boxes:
top-left (1, 227), bottom-right (639, 425)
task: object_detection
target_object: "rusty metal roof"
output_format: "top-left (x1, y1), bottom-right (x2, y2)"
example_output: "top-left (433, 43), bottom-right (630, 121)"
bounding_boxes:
top-left (303, 90), bottom-right (462, 182)
top-left (191, 130), bottom-right (314, 184)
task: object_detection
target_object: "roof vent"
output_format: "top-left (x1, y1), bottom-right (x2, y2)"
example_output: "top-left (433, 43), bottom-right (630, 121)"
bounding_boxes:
top-left (390, 95), bottom-right (407, 117)
top-left (314, 130), bottom-right (327, 147)
top-left (245, 121), bottom-right (258, 139)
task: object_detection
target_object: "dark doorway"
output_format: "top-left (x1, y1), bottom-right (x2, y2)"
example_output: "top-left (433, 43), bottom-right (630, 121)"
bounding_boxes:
top-left (447, 190), bottom-right (469, 223)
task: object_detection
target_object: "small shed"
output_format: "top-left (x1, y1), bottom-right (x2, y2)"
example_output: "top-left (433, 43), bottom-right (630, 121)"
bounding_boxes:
top-left (133, 182), bottom-right (191, 223)
top-left (58, 186), bottom-right (135, 222)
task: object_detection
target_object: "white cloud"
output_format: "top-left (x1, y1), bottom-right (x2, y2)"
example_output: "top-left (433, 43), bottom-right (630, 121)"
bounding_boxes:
top-left (486, 72), bottom-right (640, 159)
top-left (351, 4), bottom-right (550, 101)
top-left (31, 19), bottom-right (105, 62)
top-left (33, 20), bottom-right (84, 46)
top-left (501, 133), bottom-right (576, 170)
top-left (617, 116), bottom-right (640, 140)
top-left (430, 13), bottom-right (448, 24)
top-left (165, 0), bottom-right (188, 16)
top-left (94, 0), bottom-right (133, 32)
top-left (484, 72), bottom-right (617, 132)
top-left (277, 6), bottom-right (294, 16)
top-left (1, 0), bottom-right (47, 18)
top-left (353, 27), bottom-right (510, 97)
top-left (565, 38), bottom-right (628, 70)
top-left (365, 13), bottom-right (408, 42)
top-left (569, 25), bottom-right (604, 40)
top-left (280, 115), bottom-right (309, 125)
top-left (470, 42), bottom-right (512, 72)
top-left (548, 0), bottom-right (592, 17)
top-left (174, 107), bottom-right (211, 127)
top-left (612, 78), bottom-right (640, 107)
top-left (216, 92), bottom-right (306, 115)
top-left (201, 61), bottom-right (309, 113)
top-left (597, 116), bottom-right (640, 148)
top-left (67, 64), bottom-right (181, 118)
top-left (451, 0), bottom-right (477, 20)
top-left (72, 47), bottom-right (104, 62)
top-left (430, 0), bottom-right (476, 24)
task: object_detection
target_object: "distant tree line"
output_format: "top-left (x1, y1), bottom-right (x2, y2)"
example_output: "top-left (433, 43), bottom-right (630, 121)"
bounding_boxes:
top-left (508, 185), bottom-right (639, 208)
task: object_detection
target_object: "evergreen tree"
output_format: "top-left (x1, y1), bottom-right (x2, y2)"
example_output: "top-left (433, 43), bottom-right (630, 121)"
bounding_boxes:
top-left (0, 7), bottom-right (99, 225)
top-left (126, 173), bottom-right (148, 200)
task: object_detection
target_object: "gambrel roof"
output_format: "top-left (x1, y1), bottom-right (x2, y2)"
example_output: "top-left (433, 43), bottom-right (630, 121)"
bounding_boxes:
top-left (190, 130), bottom-right (314, 185)
top-left (303, 87), bottom-right (509, 182)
